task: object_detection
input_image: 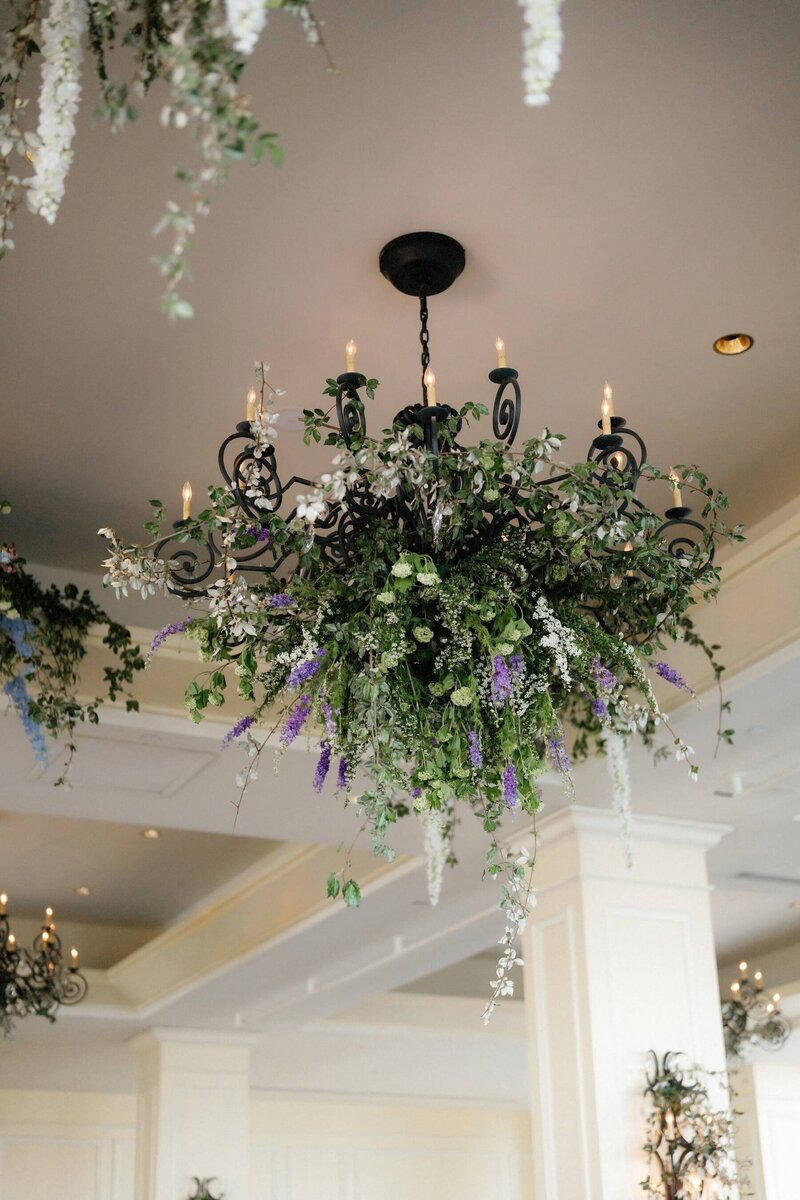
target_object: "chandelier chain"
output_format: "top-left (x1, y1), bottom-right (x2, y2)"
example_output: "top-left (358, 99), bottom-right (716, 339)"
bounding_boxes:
top-left (419, 294), bottom-right (430, 397)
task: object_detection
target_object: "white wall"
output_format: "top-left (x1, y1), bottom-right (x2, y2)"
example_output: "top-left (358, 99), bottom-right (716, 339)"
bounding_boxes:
top-left (733, 1062), bottom-right (800, 1200)
top-left (0, 1090), bottom-right (532, 1200)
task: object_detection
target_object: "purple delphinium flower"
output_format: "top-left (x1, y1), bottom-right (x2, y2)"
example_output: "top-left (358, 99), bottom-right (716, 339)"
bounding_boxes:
top-left (591, 697), bottom-right (608, 719)
top-left (222, 714), bottom-right (255, 747)
top-left (280, 694), bottom-right (312, 746)
top-left (336, 756), bottom-right (348, 789)
top-left (246, 524), bottom-right (274, 544)
top-left (149, 617), bottom-right (193, 658)
top-left (286, 648), bottom-right (326, 689)
top-left (590, 658), bottom-right (617, 694)
top-left (321, 701), bottom-right (336, 739)
top-left (654, 661), bottom-right (696, 695)
top-left (468, 730), bottom-right (483, 769)
top-left (491, 655), bottom-right (513, 706)
top-left (4, 674), bottom-right (49, 767)
top-left (502, 763), bottom-right (518, 810)
top-left (268, 593), bottom-right (295, 608)
top-left (548, 730), bottom-right (572, 775)
top-left (313, 742), bottom-right (332, 792)
top-left (411, 786), bottom-right (422, 799)
top-left (509, 654), bottom-right (525, 678)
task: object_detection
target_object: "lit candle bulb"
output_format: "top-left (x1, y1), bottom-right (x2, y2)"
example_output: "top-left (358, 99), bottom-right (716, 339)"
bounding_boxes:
top-left (773, 993), bottom-right (781, 1003)
top-left (495, 336), bottom-right (507, 368)
top-left (670, 471), bottom-right (683, 509)
top-left (603, 381), bottom-right (615, 417)
top-left (739, 961), bottom-right (748, 974)
top-left (423, 367), bottom-right (437, 407)
top-left (600, 388), bottom-right (612, 436)
top-left (731, 981), bottom-right (740, 993)
top-left (7, 933), bottom-right (15, 948)
top-left (665, 1110), bottom-right (676, 1140)
top-left (345, 339), bottom-right (357, 373)
top-left (246, 387), bottom-right (258, 422)
top-left (70, 947), bottom-right (79, 969)
top-left (42, 929), bottom-right (49, 943)
top-left (181, 480), bottom-right (192, 521)
top-left (0, 893), bottom-right (7, 914)
top-left (754, 971), bottom-right (763, 982)
top-left (45, 906), bottom-right (53, 922)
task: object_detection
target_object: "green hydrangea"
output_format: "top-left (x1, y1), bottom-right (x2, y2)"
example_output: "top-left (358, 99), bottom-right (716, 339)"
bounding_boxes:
top-left (450, 686), bottom-right (475, 707)
top-left (413, 626), bottom-right (434, 642)
top-left (391, 561), bottom-right (413, 578)
top-left (416, 572), bottom-right (439, 587)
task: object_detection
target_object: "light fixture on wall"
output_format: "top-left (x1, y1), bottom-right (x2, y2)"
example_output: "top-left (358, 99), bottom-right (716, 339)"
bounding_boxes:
top-left (720, 960), bottom-right (790, 1060)
top-left (0, 893), bottom-right (87, 1036)
top-left (149, 231), bottom-right (713, 599)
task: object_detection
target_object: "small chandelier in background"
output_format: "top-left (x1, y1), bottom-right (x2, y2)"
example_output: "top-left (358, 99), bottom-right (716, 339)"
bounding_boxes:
top-left (0, 893), bottom-right (87, 1036)
top-left (721, 960), bottom-right (790, 1060)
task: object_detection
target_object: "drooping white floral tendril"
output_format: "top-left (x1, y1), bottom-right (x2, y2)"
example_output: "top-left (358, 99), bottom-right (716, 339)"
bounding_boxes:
top-left (517, 0), bottom-right (564, 108)
top-left (602, 727), bottom-right (633, 867)
top-left (27, 0), bottom-right (86, 224)
top-left (420, 807), bottom-right (448, 907)
top-left (225, 0), bottom-right (269, 56)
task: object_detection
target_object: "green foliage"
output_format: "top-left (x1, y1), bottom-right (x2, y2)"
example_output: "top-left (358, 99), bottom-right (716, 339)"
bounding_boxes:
top-left (0, 500), bottom-right (145, 781)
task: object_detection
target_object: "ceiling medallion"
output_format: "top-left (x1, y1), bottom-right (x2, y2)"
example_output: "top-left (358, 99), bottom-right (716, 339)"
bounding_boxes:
top-left (101, 232), bottom-right (741, 1021)
top-left (0, 894), bottom-right (87, 1036)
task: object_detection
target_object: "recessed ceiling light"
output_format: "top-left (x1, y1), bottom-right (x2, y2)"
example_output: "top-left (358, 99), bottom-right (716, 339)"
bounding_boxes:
top-left (140, 827), bottom-right (161, 840)
top-left (74, 885), bottom-right (91, 896)
top-left (713, 333), bottom-right (753, 356)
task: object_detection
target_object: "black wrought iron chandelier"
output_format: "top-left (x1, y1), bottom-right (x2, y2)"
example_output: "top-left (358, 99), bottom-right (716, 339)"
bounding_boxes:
top-left (0, 893), bottom-right (87, 1036)
top-left (721, 960), bottom-right (790, 1059)
top-left (155, 231), bottom-right (710, 599)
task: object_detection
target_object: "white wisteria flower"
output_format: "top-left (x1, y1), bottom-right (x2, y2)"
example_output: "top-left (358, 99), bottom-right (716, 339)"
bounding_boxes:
top-left (518, 0), bottom-right (564, 108)
top-left (225, 0), bottom-right (269, 56)
top-left (294, 488), bottom-right (328, 524)
top-left (28, 0), bottom-right (86, 224)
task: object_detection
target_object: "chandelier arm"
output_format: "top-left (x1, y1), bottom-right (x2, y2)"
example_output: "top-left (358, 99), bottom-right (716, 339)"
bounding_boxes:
top-left (488, 368), bottom-right (522, 446)
top-left (155, 527), bottom-right (219, 598)
top-left (335, 377), bottom-right (367, 448)
top-left (655, 516), bottom-right (715, 569)
top-left (419, 295), bottom-right (430, 399)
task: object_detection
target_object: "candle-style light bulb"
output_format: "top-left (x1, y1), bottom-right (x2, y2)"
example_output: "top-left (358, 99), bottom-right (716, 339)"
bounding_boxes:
top-left (603, 381), bottom-right (615, 418)
top-left (246, 387), bottom-right (258, 422)
top-left (670, 471), bottom-right (683, 509)
top-left (345, 339), bottom-right (357, 373)
top-left (42, 930), bottom-right (49, 942)
top-left (182, 480), bottom-right (192, 521)
top-left (423, 367), bottom-right (437, 407)
top-left (731, 981), bottom-right (740, 993)
top-left (600, 389), bottom-right (612, 436)
top-left (754, 971), bottom-right (763, 982)
top-left (495, 336), bottom-right (507, 369)
top-left (7, 933), bottom-right (15, 947)
top-left (739, 960), bottom-right (748, 974)
top-left (70, 947), bottom-right (79, 968)
top-left (45, 906), bottom-right (53, 920)
top-left (0, 893), bottom-right (7, 913)
top-left (773, 993), bottom-right (781, 1003)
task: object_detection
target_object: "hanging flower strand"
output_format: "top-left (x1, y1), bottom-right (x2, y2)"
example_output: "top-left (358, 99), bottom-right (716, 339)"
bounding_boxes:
top-left (518, 0), bottom-right (565, 107)
top-left (27, 0), bottom-right (86, 224)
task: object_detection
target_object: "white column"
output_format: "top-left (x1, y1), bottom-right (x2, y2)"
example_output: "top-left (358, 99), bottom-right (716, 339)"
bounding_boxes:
top-left (522, 806), bottom-right (730, 1200)
top-left (129, 1027), bottom-right (256, 1200)
top-left (732, 1061), bottom-right (800, 1199)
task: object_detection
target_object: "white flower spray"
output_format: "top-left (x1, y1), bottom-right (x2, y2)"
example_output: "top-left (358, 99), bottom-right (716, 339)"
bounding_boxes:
top-left (225, 0), bottom-right (268, 56)
top-left (602, 728), bottom-right (634, 867)
top-left (28, 0), bottom-right (86, 224)
top-left (517, 0), bottom-right (564, 107)
top-left (420, 807), bottom-right (448, 907)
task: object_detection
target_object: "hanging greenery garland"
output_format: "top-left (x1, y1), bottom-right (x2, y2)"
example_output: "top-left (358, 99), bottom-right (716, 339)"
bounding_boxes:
top-left (0, 0), bottom-right (564, 317)
top-left (99, 366), bottom-right (742, 1018)
top-left (0, 498), bottom-right (145, 781)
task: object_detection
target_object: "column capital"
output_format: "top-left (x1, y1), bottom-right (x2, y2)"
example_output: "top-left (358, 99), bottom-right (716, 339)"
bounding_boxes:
top-left (538, 804), bottom-right (732, 850)
top-left (127, 1026), bottom-right (261, 1055)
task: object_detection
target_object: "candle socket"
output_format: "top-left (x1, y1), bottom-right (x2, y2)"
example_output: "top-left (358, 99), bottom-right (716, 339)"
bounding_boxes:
top-left (596, 416), bottom-right (627, 432)
top-left (592, 433), bottom-right (623, 451)
top-left (664, 505), bottom-right (693, 521)
top-left (488, 367), bottom-right (518, 385)
top-left (336, 372), bottom-right (363, 389)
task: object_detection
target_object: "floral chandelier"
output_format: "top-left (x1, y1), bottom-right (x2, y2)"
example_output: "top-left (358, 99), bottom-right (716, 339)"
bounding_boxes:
top-left (0, 893), bottom-right (87, 1036)
top-left (101, 231), bottom-right (742, 1020)
top-left (721, 960), bottom-right (790, 1060)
